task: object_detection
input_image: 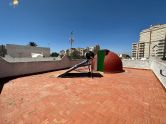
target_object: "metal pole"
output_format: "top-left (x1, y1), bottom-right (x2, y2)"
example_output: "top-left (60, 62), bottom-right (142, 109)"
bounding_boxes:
top-left (70, 32), bottom-right (74, 49)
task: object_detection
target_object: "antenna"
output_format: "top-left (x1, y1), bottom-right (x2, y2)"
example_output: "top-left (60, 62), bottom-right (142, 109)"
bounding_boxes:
top-left (69, 31), bottom-right (74, 49)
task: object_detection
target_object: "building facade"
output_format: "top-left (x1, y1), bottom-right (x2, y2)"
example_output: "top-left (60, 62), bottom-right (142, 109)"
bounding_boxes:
top-left (86, 44), bottom-right (100, 54)
top-left (62, 44), bottom-right (100, 58)
top-left (132, 24), bottom-right (166, 59)
top-left (5, 44), bottom-right (50, 58)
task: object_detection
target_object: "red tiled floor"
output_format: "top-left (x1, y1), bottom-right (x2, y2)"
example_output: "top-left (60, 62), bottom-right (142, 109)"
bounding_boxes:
top-left (0, 68), bottom-right (166, 124)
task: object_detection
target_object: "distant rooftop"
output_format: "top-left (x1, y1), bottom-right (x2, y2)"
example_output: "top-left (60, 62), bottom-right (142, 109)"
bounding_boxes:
top-left (141, 24), bottom-right (166, 33)
top-left (6, 44), bottom-right (50, 49)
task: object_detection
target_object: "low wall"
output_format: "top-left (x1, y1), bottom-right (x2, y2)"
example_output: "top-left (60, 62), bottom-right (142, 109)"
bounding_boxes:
top-left (3, 56), bottom-right (61, 62)
top-left (0, 56), bottom-right (82, 79)
top-left (1, 57), bottom-right (165, 88)
top-left (150, 60), bottom-right (166, 88)
top-left (122, 60), bottom-right (150, 69)
top-left (122, 59), bottom-right (166, 88)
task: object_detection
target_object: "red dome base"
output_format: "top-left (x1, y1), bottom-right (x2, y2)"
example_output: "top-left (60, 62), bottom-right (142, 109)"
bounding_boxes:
top-left (104, 51), bottom-right (123, 72)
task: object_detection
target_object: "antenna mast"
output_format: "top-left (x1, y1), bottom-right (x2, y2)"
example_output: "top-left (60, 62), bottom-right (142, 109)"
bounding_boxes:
top-left (69, 32), bottom-right (74, 49)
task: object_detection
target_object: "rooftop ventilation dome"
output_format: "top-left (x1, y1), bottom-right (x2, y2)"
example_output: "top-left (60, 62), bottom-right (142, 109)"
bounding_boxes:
top-left (92, 50), bottom-right (123, 73)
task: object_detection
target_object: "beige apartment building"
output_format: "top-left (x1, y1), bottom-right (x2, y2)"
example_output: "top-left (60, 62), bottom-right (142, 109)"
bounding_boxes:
top-left (132, 24), bottom-right (166, 59)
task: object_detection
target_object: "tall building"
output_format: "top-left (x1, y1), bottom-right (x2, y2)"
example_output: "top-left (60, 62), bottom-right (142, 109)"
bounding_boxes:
top-left (132, 24), bottom-right (166, 59)
top-left (132, 43), bottom-right (138, 59)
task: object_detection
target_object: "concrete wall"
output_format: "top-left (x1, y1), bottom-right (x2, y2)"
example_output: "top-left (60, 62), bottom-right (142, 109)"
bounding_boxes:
top-left (122, 59), bottom-right (166, 88)
top-left (1, 57), bottom-right (165, 88)
top-left (6, 44), bottom-right (50, 58)
top-left (0, 56), bottom-right (82, 79)
top-left (122, 60), bottom-right (150, 69)
top-left (150, 60), bottom-right (166, 88)
top-left (3, 56), bottom-right (61, 63)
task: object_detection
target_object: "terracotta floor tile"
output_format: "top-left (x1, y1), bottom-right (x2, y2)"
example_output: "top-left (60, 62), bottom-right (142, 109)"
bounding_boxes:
top-left (0, 68), bottom-right (166, 124)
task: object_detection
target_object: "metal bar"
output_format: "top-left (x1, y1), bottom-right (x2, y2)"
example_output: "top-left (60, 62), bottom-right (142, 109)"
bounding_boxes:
top-left (58, 60), bottom-right (88, 77)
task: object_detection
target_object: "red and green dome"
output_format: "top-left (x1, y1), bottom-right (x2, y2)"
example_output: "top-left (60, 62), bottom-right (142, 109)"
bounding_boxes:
top-left (92, 50), bottom-right (123, 73)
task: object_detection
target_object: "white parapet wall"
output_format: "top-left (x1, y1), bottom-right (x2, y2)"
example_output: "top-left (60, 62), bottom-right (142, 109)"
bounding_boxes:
top-left (122, 60), bottom-right (150, 69)
top-left (150, 60), bottom-right (166, 88)
top-left (0, 56), bottom-right (82, 79)
top-left (122, 59), bottom-right (166, 88)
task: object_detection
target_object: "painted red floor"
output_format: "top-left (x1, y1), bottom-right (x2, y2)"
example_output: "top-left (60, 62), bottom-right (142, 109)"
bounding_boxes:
top-left (0, 68), bottom-right (166, 124)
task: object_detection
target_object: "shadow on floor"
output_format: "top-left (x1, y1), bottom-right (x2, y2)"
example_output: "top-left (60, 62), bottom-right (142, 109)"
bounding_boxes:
top-left (0, 68), bottom-right (72, 94)
top-left (0, 77), bottom-right (14, 94)
top-left (58, 72), bottom-right (103, 78)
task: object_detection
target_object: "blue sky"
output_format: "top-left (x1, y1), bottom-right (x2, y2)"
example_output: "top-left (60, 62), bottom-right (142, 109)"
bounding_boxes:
top-left (0, 0), bottom-right (166, 54)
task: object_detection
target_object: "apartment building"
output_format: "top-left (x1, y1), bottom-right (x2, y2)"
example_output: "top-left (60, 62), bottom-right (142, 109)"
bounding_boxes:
top-left (132, 24), bottom-right (166, 59)
top-left (132, 43), bottom-right (138, 59)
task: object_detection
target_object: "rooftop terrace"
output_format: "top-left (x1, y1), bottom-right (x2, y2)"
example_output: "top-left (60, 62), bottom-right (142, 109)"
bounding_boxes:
top-left (0, 68), bottom-right (166, 124)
